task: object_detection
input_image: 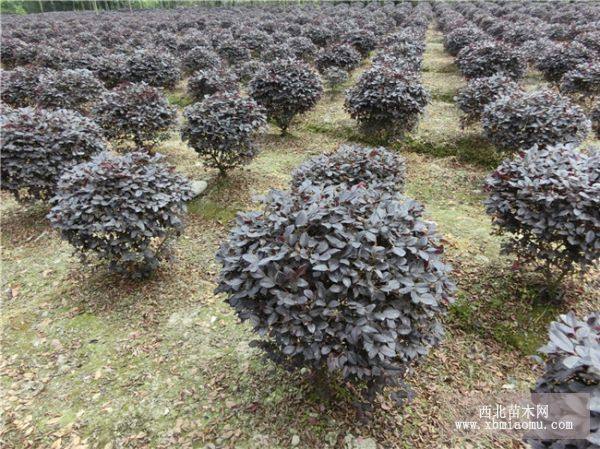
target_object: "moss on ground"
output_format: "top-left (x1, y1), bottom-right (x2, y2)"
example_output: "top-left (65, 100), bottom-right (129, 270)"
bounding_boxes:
top-left (1, 26), bottom-right (598, 449)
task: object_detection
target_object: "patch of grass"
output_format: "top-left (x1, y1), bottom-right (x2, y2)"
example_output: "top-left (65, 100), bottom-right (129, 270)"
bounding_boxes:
top-left (251, 148), bottom-right (311, 179)
top-left (303, 120), bottom-right (345, 136)
top-left (415, 29), bottom-right (506, 169)
top-left (188, 198), bottom-right (241, 223)
top-left (166, 91), bottom-right (194, 108)
top-left (403, 153), bottom-right (486, 206)
top-left (491, 323), bottom-right (542, 355)
top-left (400, 135), bottom-right (455, 158)
top-left (523, 70), bottom-right (546, 91)
top-left (437, 62), bottom-right (459, 73)
top-left (427, 204), bottom-right (497, 256)
top-left (302, 121), bottom-right (369, 144)
top-left (399, 133), bottom-right (501, 168)
top-left (449, 269), bottom-right (562, 355)
top-left (451, 134), bottom-right (504, 167)
top-left (430, 89), bottom-right (456, 103)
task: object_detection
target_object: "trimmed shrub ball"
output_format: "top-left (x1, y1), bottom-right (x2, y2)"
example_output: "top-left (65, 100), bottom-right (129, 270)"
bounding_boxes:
top-left (1, 66), bottom-right (48, 108)
top-left (481, 89), bottom-right (590, 152)
top-left (154, 30), bottom-right (179, 53)
top-left (525, 312), bottom-right (599, 449)
top-left (248, 58), bottom-right (323, 134)
top-left (181, 92), bottom-right (266, 176)
top-left (302, 25), bottom-right (335, 47)
top-left (484, 145), bottom-right (600, 291)
top-left (92, 82), bottom-right (176, 149)
top-left (34, 45), bottom-right (69, 70)
top-left (575, 31), bottom-right (600, 54)
top-left (286, 36), bottom-right (317, 62)
top-left (217, 39), bottom-right (251, 66)
top-left (372, 44), bottom-right (423, 71)
top-left (322, 66), bottom-right (349, 92)
top-left (0, 107), bottom-right (106, 202)
top-left (48, 151), bottom-right (193, 277)
top-left (1, 102), bottom-right (13, 114)
top-left (1, 37), bottom-right (37, 68)
top-left (234, 60), bottom-right (265, 85)
top-left (240, 29), bottom-right (273, 55)
top-left (457, 41), bottom-right (526, 80)
top-left (343, 29), bottom-right (378, 57)
top-left (260, 43), bottom-right (295, 62)
top-left (592, 101), bottom-right (600, 139)
top-left (345, 63), bottom-right (429, 141)
top-left (545, 23), bottom-right (577, 41)
top-left (501, 23), bottom-right (543, 46)
top-left (181, 46), bottom-right (221, 75)
top-left (291, 145), bottom-right (406, 193)
top-left (443, 26), bottom-right (487, 57)
top-left (215, 182), bottom-right (455, 399)
top-left (381, 32), bottom-right (425, 59)
top-left (455, 73), bottom-right (521, 126)
top-left (315, 43), bottom-right (362, 73)
top-left (560, 62), bottom-right (600, 96)
top-left (178, 32), bottom-right (210, 54)
top-left (536, 42), bottom-right (593, 84)
top-left (94, 53), bottom-right (128, 88)
top-left (124, 49), bottom-right (181, 89)
top-left (518, 39), bottom-right (558, 67)
top-left (64, 49), bottom-right (100, 71)
top-left (270, 30), bottom-right (293, 44)
top-left (187, 67), bottom-right (239, 101)
top-left (36, 69), bottom-right (105, 112)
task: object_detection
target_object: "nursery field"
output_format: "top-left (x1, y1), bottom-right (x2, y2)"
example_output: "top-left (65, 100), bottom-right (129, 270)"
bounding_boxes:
top-left (1, 2), bottom-right (599, 449)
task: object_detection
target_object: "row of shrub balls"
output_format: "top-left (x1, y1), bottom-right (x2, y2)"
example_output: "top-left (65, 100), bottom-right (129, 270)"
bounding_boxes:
top-left (436, 4), bottom-right (599, 447)
top-left (1, 1), bottom-right (426, 107)
top-left (0, 4), bottom-right (436, 407)
top-left (1, 1), bottom-right (422, 71)
top-left (435, 2), bottom-right (599, 143)
top-left (1, 2), bottom-right (433, 178)
top-left (0, 6), bottom-right (444, 413)
top-left (1, 2), bottom-right (433, 201)
top-left (0, 2), bottom-right (597, 438)
top-left (435, 3), bottom-right (599, 285)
